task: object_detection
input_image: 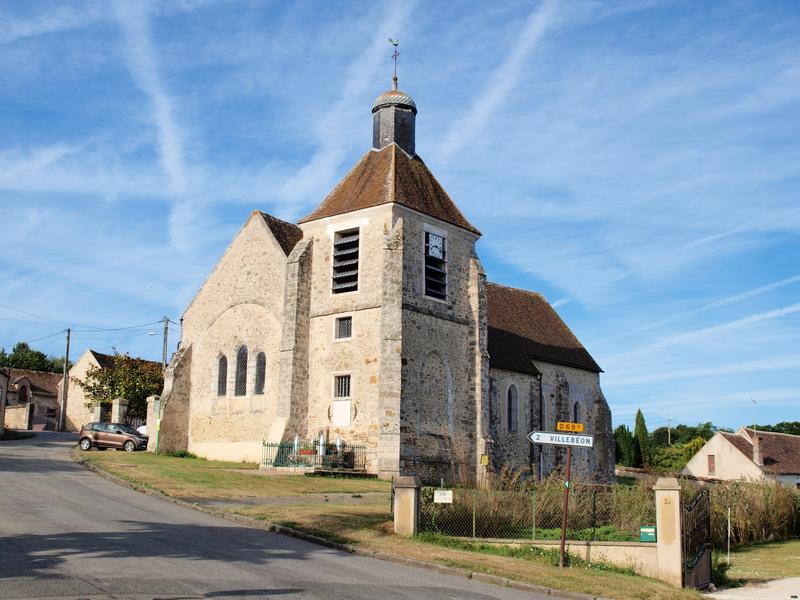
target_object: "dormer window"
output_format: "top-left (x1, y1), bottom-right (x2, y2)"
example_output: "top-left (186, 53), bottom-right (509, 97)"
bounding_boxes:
top-left (424, 231), bottom-right (447, 300)
top-left (332, 228), bottom-right (359, 294)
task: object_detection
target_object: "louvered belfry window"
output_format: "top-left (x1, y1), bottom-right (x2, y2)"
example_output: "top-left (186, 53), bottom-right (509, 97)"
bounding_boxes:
top-left (217, 356), bottom-right (227, 396)
top-left (332, 228), bottom-right (359, 293)
top-left (424, 231), bottom-right (447, 300)
top-left (254, 352), bottom-right (266, 395)
top-left (334, 375), bottom-right (351, 398)
top-left (235, 346), bottom-right (248, 396)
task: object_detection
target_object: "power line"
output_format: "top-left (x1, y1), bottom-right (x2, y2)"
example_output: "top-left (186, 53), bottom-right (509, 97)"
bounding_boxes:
top-left (72, 321), bottom-right (162, 333)
top-left (0, 302), bottom-right (91, 328)
top-left (24, 329), bottom-right (68, 344)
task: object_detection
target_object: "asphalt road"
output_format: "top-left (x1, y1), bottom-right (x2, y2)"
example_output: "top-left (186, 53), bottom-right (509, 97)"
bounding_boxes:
top-left (0, 433), bottom-right (553, 600)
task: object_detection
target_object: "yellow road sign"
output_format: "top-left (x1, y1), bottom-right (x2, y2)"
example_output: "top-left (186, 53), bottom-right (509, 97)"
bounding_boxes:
top-left (556, 421), bottom-right (584, 433)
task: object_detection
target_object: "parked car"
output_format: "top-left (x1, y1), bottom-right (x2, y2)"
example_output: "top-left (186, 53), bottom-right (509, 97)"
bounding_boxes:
top-left (79, 422), bottom-right (148, 452)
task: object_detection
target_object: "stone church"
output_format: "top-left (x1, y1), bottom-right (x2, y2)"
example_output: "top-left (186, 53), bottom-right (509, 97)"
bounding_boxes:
top-left (154, 77), bottom-right (614, 484)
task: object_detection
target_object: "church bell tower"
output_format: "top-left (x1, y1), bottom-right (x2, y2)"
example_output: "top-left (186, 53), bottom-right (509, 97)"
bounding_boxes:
top-left (372, 75), bottom-right (417, 156)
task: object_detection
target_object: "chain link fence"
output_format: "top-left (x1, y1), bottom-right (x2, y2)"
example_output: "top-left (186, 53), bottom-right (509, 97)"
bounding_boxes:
top-left (419, 481), bottom-right (656, 541)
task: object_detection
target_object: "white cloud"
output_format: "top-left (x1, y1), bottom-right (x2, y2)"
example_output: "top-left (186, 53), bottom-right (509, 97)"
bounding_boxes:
top-left (435, 0), bottom-right (558, 162)
top-left (113, 1), bottom-right (187, 196)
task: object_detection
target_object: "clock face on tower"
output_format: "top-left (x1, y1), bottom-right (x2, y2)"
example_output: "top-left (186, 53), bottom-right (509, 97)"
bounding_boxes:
top-left (427, 233), bottom-right (444, 259)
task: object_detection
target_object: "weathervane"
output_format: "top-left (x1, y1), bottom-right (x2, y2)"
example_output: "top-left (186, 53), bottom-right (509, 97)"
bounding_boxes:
top-left (388, 38), bottom-right (399, 89)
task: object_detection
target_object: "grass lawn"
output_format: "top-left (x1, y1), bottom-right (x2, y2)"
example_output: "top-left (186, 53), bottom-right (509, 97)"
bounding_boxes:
top-left (727, 538), bottom-right (800, 581)
top-left (79, 450), bottom-right (700, 600)
top-left (80, 450), bottom-right (390, 498)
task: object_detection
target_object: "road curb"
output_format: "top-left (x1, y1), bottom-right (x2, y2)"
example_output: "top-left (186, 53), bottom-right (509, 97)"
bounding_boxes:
top-left (71, 450), bottom-right (604, 600)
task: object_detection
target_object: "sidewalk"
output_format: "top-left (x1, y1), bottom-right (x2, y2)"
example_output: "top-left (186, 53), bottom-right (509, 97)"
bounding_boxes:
top-left (707, 578), bottom-right (800, 599)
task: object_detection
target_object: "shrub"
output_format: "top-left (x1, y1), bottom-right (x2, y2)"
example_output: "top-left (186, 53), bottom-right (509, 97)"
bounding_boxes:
top-left (682, 478), bottom-right (800, 546)
top-left (166, 450), bottom-right (200, 459)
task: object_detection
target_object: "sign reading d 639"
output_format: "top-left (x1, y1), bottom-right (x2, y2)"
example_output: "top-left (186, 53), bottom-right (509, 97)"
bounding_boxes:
top-left (556, 421), bottom-right (584, 433)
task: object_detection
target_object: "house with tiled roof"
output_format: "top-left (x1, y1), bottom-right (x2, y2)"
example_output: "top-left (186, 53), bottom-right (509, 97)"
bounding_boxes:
top-left (4, 367), bottom-right (62, 430)
top-left (60, 349), bottom-right (161, 432)
top-left (683, 427), bottom-right (800, 487)
top-left (155, 75), bottom-right (614, 483)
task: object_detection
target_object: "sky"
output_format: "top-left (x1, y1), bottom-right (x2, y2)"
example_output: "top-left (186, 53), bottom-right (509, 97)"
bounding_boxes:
top-left (1, 0), bottom-right (798, 431)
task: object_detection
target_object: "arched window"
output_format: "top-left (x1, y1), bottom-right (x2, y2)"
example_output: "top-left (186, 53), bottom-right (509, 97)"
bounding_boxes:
top-left (506, 385), bottom-right (518, 432)
top-left (573, 401), bottom-right (580, 423)
top-left (235, 346), bottom-right (248, 396)
top-left (255, 352), bottom-right (266, 395)
top-left (217, 356), bottom-right (227, 396)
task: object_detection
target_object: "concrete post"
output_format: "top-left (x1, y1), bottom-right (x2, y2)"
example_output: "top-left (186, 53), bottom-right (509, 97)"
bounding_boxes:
top-left (111, 398), bottom-right (128, 423)
top-left (145, 395), bottom-right (161, 452)
top-left (653, 477), bottom-right (683, 587)
top-left (393, 476), bottom-right (420, 536)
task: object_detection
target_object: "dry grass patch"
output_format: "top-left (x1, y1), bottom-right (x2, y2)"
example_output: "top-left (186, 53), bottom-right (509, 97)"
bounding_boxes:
top-left (79, 450), bottom-right (390, 499)
top-left (727, 538), bottom-right (800, 581)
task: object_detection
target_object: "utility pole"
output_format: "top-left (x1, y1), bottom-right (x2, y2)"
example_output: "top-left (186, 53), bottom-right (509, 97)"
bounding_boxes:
top-left (161, 316), bottom-right (169, 371)
top-left (667, 418), bottom-right (671, 446)
top-left (58, 328), bottom-right (71, 432)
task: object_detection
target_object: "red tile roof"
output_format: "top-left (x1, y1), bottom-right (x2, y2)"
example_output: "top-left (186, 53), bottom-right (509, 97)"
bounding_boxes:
top-left (88, 350), bottom-right (160, 370)
top-left (298, 145), bottom-right (480, 235)
top-left (6, 368), bottom-right (61, 396)
top-left (258, 212), bottom-right (304, 256)
top-left (486, 283), bottom-right (601, 374)
top-left (723, 429), bottom-right (800, 476)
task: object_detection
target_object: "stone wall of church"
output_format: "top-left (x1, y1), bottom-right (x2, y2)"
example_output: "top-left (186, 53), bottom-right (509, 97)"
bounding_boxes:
top-left (488, 367), bottom-right (540, 475)
top-left (488, 363), bottom-right (614, 483)
top-left (181, 214), bottom-right (288, 346)
top-left (538, 362), bottom-right (613, 482)
top-left (396, 208), bottom-right (482, 485)
top-left (180, 214), bottom-right (288, 463)
top-left (396, 205), bottom-right (480, 325)
top-left (399, 311), bottom-right (477, 485)
top-left (298, 205), bottom-right (395, 471)
top-left (187, 303), bottom-right (282, 462)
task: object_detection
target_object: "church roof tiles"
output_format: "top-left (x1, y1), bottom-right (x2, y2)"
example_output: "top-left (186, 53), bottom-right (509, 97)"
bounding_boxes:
top-left (258, 212), bottom-right (304, 255)
top-left (298, 144), bottom-right (480, 235)
top-left (486, 282), bottom-right (602, 374)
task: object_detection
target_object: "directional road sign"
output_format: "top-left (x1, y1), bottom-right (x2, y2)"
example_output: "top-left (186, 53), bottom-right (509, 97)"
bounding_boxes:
top-left (556, 421), bottom-right (584, 433)
top-left (528, 431), bottom-right (594, 448)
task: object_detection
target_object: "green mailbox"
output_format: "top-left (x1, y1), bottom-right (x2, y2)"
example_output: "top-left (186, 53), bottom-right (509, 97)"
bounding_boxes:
top-left (639, 526), bottom-right (657, 542)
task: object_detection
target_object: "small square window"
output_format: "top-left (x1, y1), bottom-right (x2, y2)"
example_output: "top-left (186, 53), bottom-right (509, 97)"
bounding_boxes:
top-left (334, 375), bottom-right (351, 398)
top-left (335, 316), bottom-right (352, 340)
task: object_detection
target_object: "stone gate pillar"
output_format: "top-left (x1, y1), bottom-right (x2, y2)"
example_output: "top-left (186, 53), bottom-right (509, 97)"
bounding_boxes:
top-left (393, 476), bottom-right (420, 536)
top-left (111, 398), bottom-right (128, 423)
top-left (654, 477), bottom-right (683, 587)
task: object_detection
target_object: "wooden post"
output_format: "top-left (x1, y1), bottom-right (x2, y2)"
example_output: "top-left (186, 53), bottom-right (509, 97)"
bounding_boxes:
top-left (559, 445), bottom-right (572, 567)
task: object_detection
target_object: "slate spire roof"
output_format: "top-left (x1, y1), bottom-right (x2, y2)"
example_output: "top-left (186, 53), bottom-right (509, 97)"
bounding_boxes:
top-left (298, 144), bottom-right (480, 235)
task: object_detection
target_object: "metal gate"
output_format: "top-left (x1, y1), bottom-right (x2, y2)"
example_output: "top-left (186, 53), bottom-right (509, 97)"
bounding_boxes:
top-left (682, 489), bottom-right (712, 589)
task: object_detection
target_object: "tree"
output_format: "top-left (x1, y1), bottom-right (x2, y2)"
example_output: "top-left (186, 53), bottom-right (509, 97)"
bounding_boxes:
top-left (682, 437), bottom-right (706, 463)
top-left (1, 342), bottom-right (50, 371)
top-left (77, 351), bottom-right (163, 420)
top-left (754, 421), bottom-right (800, 436)
top-left (0, 342), bottom-right (65, 372)
top-left (614, 424), bottom-right (635, 467)
top-left (633, 409), bottom-right (651, 468)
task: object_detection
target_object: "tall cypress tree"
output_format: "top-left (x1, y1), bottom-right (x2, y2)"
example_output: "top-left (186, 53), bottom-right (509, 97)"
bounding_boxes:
top-left (633, 409), bottom-right (651, 468)
top-left (613, 424), bottom-right (635, 467)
